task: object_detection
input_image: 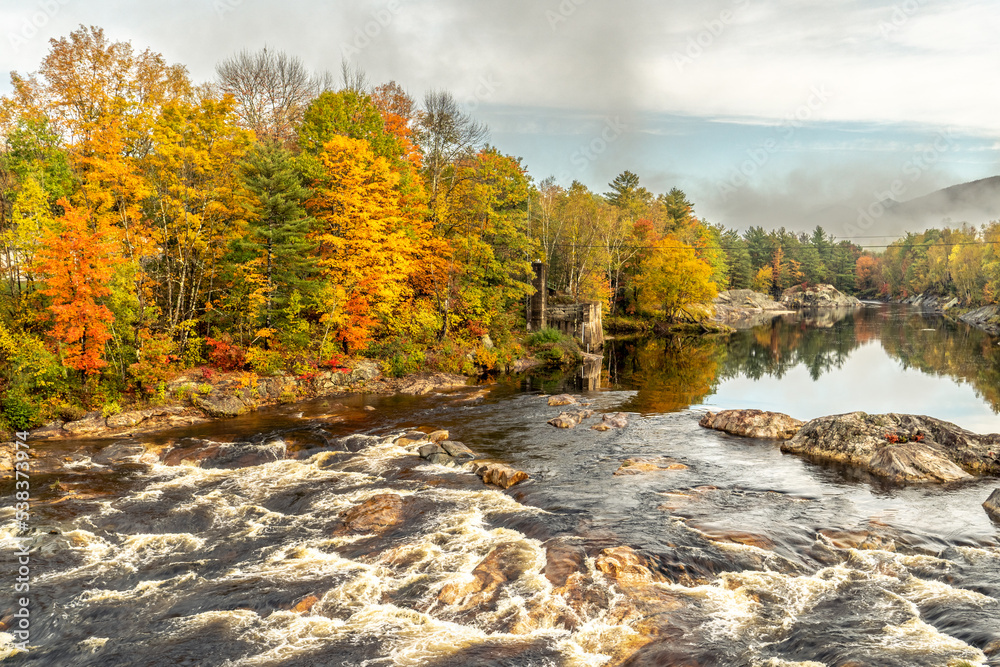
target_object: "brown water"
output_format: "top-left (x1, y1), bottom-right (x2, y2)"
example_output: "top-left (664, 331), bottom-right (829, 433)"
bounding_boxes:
top-left (2, 304), bottom-right (999, 666)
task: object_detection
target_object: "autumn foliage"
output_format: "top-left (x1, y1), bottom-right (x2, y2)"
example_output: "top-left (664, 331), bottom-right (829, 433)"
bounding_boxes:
top-left (33, 201), bottom-right (115, 375)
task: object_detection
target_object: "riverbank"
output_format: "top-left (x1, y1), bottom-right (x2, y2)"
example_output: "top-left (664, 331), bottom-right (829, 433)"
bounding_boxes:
top-left (17, 358), bottom-right (545, 443)
top-left (892, 293), bottom-right (1000, 337)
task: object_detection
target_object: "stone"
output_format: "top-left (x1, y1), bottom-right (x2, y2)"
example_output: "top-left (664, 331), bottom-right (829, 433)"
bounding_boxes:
top-left (984, 489), bottom-right (1000, 520)
top-left (30, 421), bottom-right (65, 439)
top-left (425, 453), bottom-right (456, 467)
top-left (960, 304), bottom-right (1000, 337)
top-left (601, 412), bottom-right (628, 428)
top-left (363, 405), bottom-right (376, 412)
top-left (614, 457), bottom-right (688, 476)
top-left (192, 394), bottom-right (252, 418)
top-left (418, 443), bottom-right (446, 458)
top-left (398, 373), bottom-right (469, 395)
top-left (782, 412), bottom-right (1000, 483)
top-left (162, 438), bottom-right (286, 468)
top-left (427, 430), bottom-right (449, 442)
top-left (591, 423), bottom-right (612, 432)
top-left (337, 494), bottom-right (403, 534)
top-left (548, 410), bottom-right (594, 429)
top-left (291, 595), bottom-right (319, 614)
top-left (868, 443), bottom-right (973, 483)
top-left (438, 542), bottom-right (536, 607)
top-left (395, 431), bottom-right (427, 447)
top-left (348, 361), bottom-right (381, 383)
top-left (699, 409), bottom-right (803, 440)
top-left (780, 283), bottom-right (863, 309)
top-left (547, 394), bottom-right (577, 407)
top-left (62, 414), bottom-right (107, 435)
top-left (106, 405), bottom-right (186, 429)
top-left (594, 546), bottom-right (664, 587)
top-left (470, 462), bottom-right (530, 489)
top-left (441, 440), bottom-right (476, 462)
top-left (93, 442), bottom-right (154, 466)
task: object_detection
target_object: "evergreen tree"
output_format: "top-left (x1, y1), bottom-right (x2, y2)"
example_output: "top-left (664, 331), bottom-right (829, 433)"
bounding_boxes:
top-left (235, 141), bottom-right (319, 331)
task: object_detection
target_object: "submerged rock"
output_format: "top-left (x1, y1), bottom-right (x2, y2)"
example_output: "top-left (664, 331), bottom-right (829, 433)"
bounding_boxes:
top-left (548, 410), bottom-right (594, 429)
top-left (614, 457), bottom-right (688, 476)
top-left (438, 541), bottom-right (537, 608)
top-left (93, 441), bottom-right (156, 466)
top-left (162, 437), bottom-right (286, 468)
top-left (782, 412), bottom-right (1000, 483)
top-left (985, 489), bottom-right (1000, 520)
top-left (470, 461), bottom-right (530, 489)
top-left (699, 409), bottom-right (803, 440)
top-left (592, 413), bottom-right (628, 432)
top-left (336, 493), bottom-right (403, 534)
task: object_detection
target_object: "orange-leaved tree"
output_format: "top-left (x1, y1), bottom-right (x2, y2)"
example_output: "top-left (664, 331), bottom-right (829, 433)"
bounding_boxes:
top-left (34, 200), bottom-right (116, 375)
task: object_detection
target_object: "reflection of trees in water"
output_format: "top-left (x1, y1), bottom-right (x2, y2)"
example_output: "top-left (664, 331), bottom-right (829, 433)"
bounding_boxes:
top-left (609, 336), bottom-right (726, 414)
top-left (877, 311), bottom-right (1000, 412)
top-left (607, 306), bottom-right (1000, 414)
top-left (722, 312), bottom-right (860, 382)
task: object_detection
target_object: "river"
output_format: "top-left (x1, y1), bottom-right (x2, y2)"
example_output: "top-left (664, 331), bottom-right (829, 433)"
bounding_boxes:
top-left (2, 304), bottom-right (999, 666)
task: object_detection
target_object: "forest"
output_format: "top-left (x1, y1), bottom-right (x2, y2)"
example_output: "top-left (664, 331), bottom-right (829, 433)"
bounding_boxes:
top-left (0, 25), bottom-right (997, 430)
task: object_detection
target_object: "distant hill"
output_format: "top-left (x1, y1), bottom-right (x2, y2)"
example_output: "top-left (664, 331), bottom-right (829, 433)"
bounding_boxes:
top-left (816, 176), bottom-right (1000, 242)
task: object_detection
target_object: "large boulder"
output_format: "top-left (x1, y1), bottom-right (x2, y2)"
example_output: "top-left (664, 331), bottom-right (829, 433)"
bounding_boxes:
top-left (781, 412), bottom-right (1000, 483)
top-left (960, 304), bottom-right (1000, 336)
top-left (398, 373), bottom-right (469, 395)
top-left (162, 437), bottom-right (286, 468)
top-left (335, 494), bottom-right (403, 534)
top-left (984, 489), bottom-right (1000, 521)
top-left (192, 394), bottom-right (252, 418)
top-left (713, 289), bottom-right (791, 324)
top-left (780, 284), bottom-right (863, 309)
top-left (699, 409), bottom-right (803, 440)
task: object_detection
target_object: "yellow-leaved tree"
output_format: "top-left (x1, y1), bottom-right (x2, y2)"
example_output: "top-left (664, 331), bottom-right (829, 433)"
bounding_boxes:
top-left (308, 135), bottom-right (416, 353)
top-left (636, 235), bottom-right (717, 322)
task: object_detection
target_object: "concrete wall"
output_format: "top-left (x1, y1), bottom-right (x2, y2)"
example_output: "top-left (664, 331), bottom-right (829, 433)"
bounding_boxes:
top-left (528, 262), bottom-right (604, 351)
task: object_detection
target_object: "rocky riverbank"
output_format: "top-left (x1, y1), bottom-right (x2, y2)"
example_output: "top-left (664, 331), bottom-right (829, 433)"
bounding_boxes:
top-left (713, 284), bottom-right (861, 328)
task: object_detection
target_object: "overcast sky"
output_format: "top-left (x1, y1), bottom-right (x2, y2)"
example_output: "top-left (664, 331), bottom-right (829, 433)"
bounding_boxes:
top-left (3, 0), bottom-right (999, 239)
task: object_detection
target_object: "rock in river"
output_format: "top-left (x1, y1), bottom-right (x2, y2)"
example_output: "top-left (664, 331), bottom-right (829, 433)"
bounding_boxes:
top-left (699, 409), bottom-right (803, 440)
top-left (547, 394), bottom-right (577, 407)
top-left (470, 461), bottom-right (530, 489)
top-left (985, 489), bottom-right (1000, 520)
top-left (782, 412), bottom-right (1000, 483)
top-left (614, 457), bottom-right (688, 476)
top-left (548, 410), bottom-right (594, 429)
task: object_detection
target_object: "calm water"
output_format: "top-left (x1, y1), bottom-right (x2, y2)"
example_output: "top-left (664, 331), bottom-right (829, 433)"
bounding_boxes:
top-left (2, 304), bottom-right (999, 666)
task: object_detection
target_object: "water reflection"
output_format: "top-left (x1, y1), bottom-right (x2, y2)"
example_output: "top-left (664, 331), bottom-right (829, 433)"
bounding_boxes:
top-left (607, 304), bottom-right (1000, 432)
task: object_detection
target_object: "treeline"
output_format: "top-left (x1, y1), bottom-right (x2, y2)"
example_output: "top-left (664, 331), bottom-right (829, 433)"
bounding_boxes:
top-left (0, 26), bottom-right (865, 426)
top-left (854, 224), bottom-right (1000, 304)
top-left (0, 26), bottom-right (539, 424)
top-left (530, 170), bottom-right (863, 317)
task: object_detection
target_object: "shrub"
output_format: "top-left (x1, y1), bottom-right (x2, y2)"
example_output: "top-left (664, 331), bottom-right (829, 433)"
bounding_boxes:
top-left (1, 391), bottom-right (42, 431)
top-left (205, 336), bottom-right (246, 371)
top-left (129, 333), bottom-right (178, 397)
top-left (526, 328), bottom-right (565, 347)
top-left (246, 346), bottom-right (285, 376)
